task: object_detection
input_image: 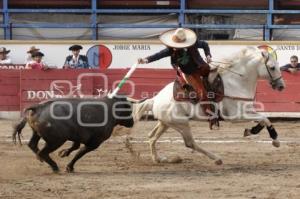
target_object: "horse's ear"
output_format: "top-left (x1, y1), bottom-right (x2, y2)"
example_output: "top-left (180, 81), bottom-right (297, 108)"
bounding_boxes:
top-left (261, 50), bottom-right (268, 58)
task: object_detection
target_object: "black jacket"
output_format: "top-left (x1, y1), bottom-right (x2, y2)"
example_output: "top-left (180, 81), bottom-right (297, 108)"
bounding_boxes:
top-left (280, 63), bottom-right (300, 71)
top-left (146, 40), bottom-right (211, 74)
top-left (64, 55), bottom-right (89, 68)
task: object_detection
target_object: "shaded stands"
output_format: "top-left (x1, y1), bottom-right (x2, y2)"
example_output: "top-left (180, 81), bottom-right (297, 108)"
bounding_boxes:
top-left (3, 0), bottom-right (296, 9)
top-left (1, 0), bottom-right (300, 40)
top-left (274, 1), bottom-right (300, 25)
top-left (0, 0), bottom-right (270, 9)
top-left (0, 0), bottom-right (179, 8)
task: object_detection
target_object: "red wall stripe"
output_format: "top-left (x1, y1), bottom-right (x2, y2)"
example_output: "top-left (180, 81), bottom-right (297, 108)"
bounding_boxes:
top-left (0, 69), bottom-right (299, 113)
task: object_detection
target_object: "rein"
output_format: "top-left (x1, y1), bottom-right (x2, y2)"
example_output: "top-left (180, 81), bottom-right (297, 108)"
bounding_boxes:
top-left (210, 62), bottom-right (243, 77)
top-left (210, 60), bottom-right (253, 101)
top-left (211, 60), bottom-right (232, 65)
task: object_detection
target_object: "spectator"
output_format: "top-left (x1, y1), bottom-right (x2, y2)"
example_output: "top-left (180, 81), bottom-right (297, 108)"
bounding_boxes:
top-left (64, 45), bottom-right (89, 69)
top-left (0, 47), bottom-right (12, 64)
top-left (280, 55), bottom-right (300, 74)
top-left (25, 51), bottom-right (49, 70)
top-left (26, 46), bottom-right (40, 62)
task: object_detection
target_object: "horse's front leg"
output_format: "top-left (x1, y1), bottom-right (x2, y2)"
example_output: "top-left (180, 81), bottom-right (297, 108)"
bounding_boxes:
top-left (149, 121), bottom-right (169, 163)
top-left (244, 118), bottom-right (280, 147)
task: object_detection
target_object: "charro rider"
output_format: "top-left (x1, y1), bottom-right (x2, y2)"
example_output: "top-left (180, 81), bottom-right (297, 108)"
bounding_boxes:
top-left (138, 28), bottom-right (217, 127)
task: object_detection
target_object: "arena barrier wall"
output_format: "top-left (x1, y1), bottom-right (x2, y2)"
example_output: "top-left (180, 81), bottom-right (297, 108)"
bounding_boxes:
top-left (0, 68), bottom-right (300, 118)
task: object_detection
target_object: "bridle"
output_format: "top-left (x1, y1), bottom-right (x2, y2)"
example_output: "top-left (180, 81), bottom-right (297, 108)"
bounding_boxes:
top-left (222, 51), bottom-right (283, 102)
top-left (263, 52), bottom-right (282, 87)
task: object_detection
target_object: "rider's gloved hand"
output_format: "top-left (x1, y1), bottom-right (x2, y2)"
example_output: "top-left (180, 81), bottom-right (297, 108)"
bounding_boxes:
top-left (138, 58), bottom-right (148, 64)
top-left (206, 55), bottom-right (212, 63)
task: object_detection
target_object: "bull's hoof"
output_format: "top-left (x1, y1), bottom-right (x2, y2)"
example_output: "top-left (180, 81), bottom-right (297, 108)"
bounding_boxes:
top-left (66, 165), bottom-right (74, 173)
top-left (36, 154), bottom-right (44, 162)
top-left (58, 149), bottom-right (69, 158)
top-left (272, 140), bottom-right (280, 148)
top-left (52, 166), bottom-right (60, 173)
top-left (244, 128), bottom-right (251, 137)
top-left (215, 159), bottom-right (223, 165)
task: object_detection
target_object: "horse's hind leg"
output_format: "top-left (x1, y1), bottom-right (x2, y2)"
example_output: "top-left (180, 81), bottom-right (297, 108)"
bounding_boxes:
top-left (244, 117), bottom-right (280, 147)
top-left (149, 121), bottom-right (169, 163)
top-left (172, 123), bottom-right (223, 165)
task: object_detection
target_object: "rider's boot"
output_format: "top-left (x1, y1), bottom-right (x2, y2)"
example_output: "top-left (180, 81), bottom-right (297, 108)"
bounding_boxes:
top-left (183, 67), bottom-right (220, 129)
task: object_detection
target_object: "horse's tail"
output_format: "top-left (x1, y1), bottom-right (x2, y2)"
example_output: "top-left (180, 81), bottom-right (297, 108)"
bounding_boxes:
top-left (133, 98), bottom-right (154, 121)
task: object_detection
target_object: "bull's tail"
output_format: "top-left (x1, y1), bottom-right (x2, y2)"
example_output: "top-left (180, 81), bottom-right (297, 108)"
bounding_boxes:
top-left (12, 117), bottom-right (27, 145)
top-left (133, 98), bottom-right (154, 121)
top-left (12, 104), bottom-right (42, 145)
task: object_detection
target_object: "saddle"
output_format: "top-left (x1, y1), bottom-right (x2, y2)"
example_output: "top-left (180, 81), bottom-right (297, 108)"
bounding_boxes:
top-left (173, 72), bottom-right (224, 104)
top-left (173, 71), bottom-right (225, 129)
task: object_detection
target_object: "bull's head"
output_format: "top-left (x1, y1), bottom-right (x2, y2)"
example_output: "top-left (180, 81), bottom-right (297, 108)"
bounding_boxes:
top-left (113, 96), bottom-right (134, 128)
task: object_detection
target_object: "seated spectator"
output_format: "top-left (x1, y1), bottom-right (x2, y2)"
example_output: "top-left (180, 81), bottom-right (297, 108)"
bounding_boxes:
top-left (26, 46), bottom-right (40, 62)
top-left (64, 45), bottom-right (89, 69)
top-left (280, 55), bottom-right (300, 74)
top-left (0, 47), bottom-right (12, 64)
top-left (25, 52), bottom-right (49, 70)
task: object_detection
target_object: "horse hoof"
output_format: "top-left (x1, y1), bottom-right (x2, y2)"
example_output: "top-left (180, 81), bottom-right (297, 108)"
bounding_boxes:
top-left (153, 156), bottom-right (168, 163)
top-left (272, 140), bottom-right (280, 148)
top-left (215, 159), bottom-right (223, 165)
top-left (244, 128), bottom-right (251, 137)
top-left (168, 156), bottom-right (183, 163)
top-left (158, 156), bottom-right (168, 163)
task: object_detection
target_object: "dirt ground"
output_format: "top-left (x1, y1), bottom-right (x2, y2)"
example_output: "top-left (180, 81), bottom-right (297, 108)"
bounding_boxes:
top-left (0, 119), bottom-right (300, 199)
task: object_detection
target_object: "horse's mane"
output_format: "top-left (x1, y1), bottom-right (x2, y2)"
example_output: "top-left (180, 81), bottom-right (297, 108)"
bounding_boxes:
top-left (217, 46), bottom-right (262, 74)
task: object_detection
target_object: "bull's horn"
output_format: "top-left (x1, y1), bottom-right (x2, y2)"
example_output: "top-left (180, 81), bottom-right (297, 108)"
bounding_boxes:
top-left (126, 97), bottom-right (140, 103)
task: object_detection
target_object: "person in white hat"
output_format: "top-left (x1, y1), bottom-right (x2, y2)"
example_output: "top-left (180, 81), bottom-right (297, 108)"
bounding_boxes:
top-left (138, 28), bottom-right (214, 120)
top-left (0, 47), bottom-right (12, 64)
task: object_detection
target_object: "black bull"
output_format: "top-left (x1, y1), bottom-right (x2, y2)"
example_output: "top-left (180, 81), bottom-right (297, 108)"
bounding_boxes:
top-left (13, 96), bottom-right (135, 172)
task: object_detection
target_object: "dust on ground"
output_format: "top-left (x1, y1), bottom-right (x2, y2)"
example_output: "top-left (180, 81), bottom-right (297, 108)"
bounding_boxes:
top-left (0, 119), bottom-right (300, 199)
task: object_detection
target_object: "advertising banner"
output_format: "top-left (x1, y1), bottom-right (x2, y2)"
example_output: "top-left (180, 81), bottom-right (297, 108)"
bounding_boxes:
top-left (1, 41), bottom-right (300, 69)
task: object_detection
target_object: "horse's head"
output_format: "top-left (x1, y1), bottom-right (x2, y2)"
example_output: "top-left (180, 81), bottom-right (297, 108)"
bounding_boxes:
top-left (257, 50), bottom-right (285, 91)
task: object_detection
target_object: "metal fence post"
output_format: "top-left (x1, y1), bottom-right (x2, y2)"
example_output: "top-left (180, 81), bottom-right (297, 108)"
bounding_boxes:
top-left (91, 0), bottom-right (98, 40)
top-left (179, 0), bottom-right (185, 27)
top-left (3, 0), bottom-right (11, 40)
top-left (264, 0), bottom-right (274, 40)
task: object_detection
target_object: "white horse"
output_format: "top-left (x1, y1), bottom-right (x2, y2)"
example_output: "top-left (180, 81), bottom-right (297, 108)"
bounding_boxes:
top-left (133, 47), bottom-right (285, 165)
